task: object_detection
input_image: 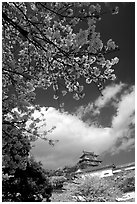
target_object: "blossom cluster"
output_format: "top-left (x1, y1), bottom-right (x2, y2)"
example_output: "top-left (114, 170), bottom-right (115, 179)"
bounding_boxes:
top-left (2, 2), bottom-right (119, 123)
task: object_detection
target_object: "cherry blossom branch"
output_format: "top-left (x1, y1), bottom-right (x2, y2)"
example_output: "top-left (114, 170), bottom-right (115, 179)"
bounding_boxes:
top-left (13, 3), bottom-right (69, 57)
top-left (39, 3), bottom-right (106, 20)
top-left (2, 12), bottom-right (28, 38)
top-left (3, 68), bottom-right (32, 80)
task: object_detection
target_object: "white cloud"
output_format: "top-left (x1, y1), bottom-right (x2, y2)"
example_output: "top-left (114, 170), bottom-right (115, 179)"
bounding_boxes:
top-left (32, 108), bottom-right (114, 169)
top-left (109, 86), bottom-right (135, 153)
top-left (111, 86), bottom-right (135, 131)
top-left (75, 82), bottom-right (125, 118)
top-left (94, 82), bottom-right (125, 110)
top-left (31, 84), bottom-right (135, 169)
top-left (112, 138), bottom-right (135, 154)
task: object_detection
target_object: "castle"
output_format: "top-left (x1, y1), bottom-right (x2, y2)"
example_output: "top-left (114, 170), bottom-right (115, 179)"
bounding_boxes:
top-left (76, 151), bottom-right (135, 178)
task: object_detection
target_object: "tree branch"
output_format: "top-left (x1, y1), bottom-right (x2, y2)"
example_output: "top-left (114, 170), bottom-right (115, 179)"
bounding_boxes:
top-left (39, 2), bottom-right (107, 20)
top-left (2, 12), bottom-right (28, 38)
top-left (3, 68), bottom-right (33, 80)
top-left (13, 3), bottom-right (69, 57)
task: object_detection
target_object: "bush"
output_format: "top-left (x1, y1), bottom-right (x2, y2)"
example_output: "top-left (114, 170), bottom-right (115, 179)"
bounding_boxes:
top-left (118, 176), bottom-right (135, 193)
top-left (2, 157), bottom-right (53, 202)
top-left (70, 175), bottom-right (122, 202)
top-left (50, 176), bottom-right (67, 190)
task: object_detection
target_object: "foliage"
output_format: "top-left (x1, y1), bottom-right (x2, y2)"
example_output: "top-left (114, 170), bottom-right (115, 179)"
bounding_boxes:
top-left (2, 1), bottom-right (120, 148)
top-left (51, 170), bottom-right (135, 202)
top-left (2, 125), bottom-right (31, 175)
top-left (3, 2), bottom-right (119, 111)
top-left (50, 176), bottom-right (67, 190)
top-left (2, 157), bottom-right (53, 202)
top-left (118, 176), bottom-right (135, 193)
top-left (65, 175), bottom-right (122, 202)
top-left (62, 165), bottom-right (79, 181)
top-left (2, 2), bottom-right (119, 202)
top-left (2, 117), bottom-right (53, 201)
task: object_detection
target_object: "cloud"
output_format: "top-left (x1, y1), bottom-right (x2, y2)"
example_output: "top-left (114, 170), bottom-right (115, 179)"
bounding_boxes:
top-left (112, 137), bottom-right (135, 154)
top-left (32, 108), bottom-right (114, 169)
top-left (75, 82), bottom-right (125, 119)
top-left (94, 83), bottom-right (125, 110)
top-left (111, 86), bottom-right (135, 130)
top-left (31, 84), bottom-right (135, 169)
top-left (109, 86), bottom-right (135, 153)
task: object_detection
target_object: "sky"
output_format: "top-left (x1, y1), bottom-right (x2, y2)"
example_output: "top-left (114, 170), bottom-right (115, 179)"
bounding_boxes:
top-left (31, 2), bottom-right (135, 170)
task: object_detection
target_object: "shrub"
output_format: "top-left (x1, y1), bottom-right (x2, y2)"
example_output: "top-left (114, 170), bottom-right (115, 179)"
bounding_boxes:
top-left (50, 176), bottom-right (67, 190)
top-left (2, 157), bottom-right (53, 202)
top-left (70, 175), bottom-right (122, 202)
top-left (118, 176), bottom-right (135, 193)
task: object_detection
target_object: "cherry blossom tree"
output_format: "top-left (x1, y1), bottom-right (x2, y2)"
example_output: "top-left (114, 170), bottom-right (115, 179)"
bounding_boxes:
top-left (2, 2), bottom-right (119, 201)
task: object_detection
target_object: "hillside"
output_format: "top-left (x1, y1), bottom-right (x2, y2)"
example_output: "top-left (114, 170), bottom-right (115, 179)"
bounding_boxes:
top-left (50, 169), bottom-right (135, 202)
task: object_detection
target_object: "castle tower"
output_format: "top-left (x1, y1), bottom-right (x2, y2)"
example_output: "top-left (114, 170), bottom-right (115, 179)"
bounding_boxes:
top-left (78, 150), bottom-right (102, 169)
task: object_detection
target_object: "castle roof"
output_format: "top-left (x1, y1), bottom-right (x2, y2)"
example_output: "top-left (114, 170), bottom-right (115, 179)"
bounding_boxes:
top-left (79, 158), bottom-right (102, 163)
top-left (80, 151), bottom-right (99, 159)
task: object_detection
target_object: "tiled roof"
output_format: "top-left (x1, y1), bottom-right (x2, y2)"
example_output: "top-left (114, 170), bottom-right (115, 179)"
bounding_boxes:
top-left (80, 151), bottom-right (99, 158)
top-left (79, 158), bottom-right (102, 163)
